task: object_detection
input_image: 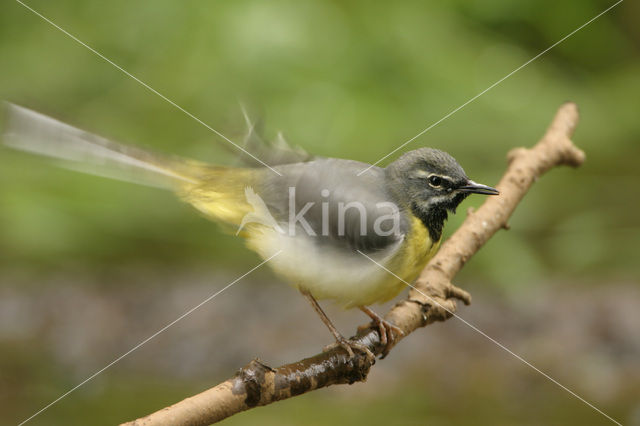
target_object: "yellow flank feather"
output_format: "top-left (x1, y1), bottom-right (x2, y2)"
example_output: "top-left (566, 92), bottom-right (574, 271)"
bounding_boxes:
top-left (178, 167), bottom-right (257, 227)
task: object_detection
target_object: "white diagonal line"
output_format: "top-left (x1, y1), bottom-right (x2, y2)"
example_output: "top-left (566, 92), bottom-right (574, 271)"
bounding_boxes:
top-left (18, 251), bottom-right (282, 426)
top-left (357, 0), bottom-right (623, 176)
top-left (14, 0), bottom-right (283, 176)
top-left (357, 250), bottom-right (622, 426)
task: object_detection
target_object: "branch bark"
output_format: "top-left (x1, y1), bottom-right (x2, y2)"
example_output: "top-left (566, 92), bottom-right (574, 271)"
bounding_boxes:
top-left (122, 103), bottom-right (584, 426)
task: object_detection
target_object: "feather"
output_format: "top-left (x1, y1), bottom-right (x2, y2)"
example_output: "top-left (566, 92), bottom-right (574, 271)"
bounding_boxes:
top-left (2, 103), bottom-right (204, 189)
top-left (231, 105), bottom-right (312, 167)
top-left (236, 186), bottom-right (284, 235)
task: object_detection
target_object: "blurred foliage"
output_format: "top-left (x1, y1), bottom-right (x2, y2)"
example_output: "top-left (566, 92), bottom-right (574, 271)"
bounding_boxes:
top-left (1, 1), bottom-right (639, 425)
top-left (1, 0), bottom-right (639, 287)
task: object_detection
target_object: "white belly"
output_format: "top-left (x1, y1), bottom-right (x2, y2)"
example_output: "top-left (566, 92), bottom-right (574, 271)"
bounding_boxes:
top-left (245, 225), bottom-right (406, 308)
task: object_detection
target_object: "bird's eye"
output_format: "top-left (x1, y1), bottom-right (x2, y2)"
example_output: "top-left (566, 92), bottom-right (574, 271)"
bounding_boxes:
top-left (428, 175), bottom-right (442, 187)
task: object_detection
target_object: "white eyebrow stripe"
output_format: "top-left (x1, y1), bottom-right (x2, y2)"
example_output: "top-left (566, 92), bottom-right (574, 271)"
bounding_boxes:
top-left (413, 169), bottom-right (430, 177)
top-left (414, 170), bottom-right (452, 179)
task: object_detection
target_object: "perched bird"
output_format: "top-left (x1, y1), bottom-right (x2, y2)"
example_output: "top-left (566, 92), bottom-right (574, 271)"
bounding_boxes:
top-left (2, 104), bottom-right (498, 359)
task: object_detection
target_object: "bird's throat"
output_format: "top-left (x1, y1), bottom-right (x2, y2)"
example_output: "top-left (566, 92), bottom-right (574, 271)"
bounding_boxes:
top-left (410, 202), bottom-right (448, 242)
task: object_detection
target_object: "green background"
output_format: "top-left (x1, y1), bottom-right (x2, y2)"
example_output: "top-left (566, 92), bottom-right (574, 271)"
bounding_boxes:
top-left (0, 0), bottom-right (638, 425)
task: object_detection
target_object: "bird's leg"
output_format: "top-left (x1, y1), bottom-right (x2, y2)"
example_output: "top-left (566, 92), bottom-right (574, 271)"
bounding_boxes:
top-left (300, 290), bottom-right (374, 361)
top-left (359, 306), bottom-right (404, 356)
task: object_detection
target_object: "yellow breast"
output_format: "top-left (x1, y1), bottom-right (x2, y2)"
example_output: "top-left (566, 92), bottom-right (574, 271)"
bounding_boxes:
top-left (372, 214), bottom-right (440, 304)
top-left (403, 214), bottom-right (440, 278)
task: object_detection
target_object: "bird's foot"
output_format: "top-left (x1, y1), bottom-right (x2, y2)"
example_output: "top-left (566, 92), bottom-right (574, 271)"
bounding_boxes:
top-left (377, 318), bottom-right (405, 348)
top-left (300, 289), bottom-right (375, 362)
top-left (359, 306), bottom-right (404, 357)
top-left (323, 337), bottom-right (375, 362)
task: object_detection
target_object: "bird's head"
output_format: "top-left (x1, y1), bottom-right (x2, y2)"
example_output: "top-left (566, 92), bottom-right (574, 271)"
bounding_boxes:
top-left (385, 147), bottom-right (499, 240)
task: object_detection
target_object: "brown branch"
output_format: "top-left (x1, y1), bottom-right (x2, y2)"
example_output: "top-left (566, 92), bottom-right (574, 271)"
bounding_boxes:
top-left (122, 103), bottom-right (584, 426)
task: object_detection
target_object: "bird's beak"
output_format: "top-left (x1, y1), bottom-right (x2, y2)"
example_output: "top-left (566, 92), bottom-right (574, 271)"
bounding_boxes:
top-left (458, 180), bottom-right (500, 195)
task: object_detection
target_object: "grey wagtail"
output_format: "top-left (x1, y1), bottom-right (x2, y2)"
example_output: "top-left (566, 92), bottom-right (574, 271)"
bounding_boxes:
top-left (2, 104), bottom-right (499, 359)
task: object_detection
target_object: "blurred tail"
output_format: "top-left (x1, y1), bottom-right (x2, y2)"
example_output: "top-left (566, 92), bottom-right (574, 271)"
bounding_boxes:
top-left (2, 103), bottom-right (208, 190)
top-left (1, 103), bottom-right (259, 227)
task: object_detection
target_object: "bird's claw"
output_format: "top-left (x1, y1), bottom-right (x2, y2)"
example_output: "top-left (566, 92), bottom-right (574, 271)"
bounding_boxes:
top-left (373, 318), bottom-right (404, 358)
top-left (377, 319), bottom-right (404, 346)
top-left (323, 338), bottom-right (375, 362)
top-left (359, 307), bottom-right (405, 357)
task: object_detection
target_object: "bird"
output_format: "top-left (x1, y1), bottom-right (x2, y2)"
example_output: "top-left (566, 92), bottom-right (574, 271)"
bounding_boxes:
top-left (2, 103), bottom-right (499, 359)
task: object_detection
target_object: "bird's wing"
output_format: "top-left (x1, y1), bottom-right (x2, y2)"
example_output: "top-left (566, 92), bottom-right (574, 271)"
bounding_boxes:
top-left (230, 107), bottom-right (312, 166)
top-left (259, 158), bottom-right (409, 253)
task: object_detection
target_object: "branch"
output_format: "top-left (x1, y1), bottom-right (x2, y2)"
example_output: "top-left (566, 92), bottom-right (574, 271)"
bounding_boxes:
top-left (122, 103), bottom-right (584, 426)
